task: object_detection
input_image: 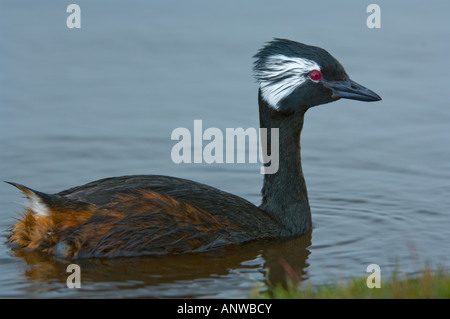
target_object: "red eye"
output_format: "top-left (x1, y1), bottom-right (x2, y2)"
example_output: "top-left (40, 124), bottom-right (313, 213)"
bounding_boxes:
top-left (310, 70), bottom-right (322, 81)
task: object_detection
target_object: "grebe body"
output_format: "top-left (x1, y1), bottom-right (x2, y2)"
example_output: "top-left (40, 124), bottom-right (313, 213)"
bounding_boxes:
top-left (8, 39), bottom-right (381, 258)
top-left (8, 176), bottom-right (279, 257)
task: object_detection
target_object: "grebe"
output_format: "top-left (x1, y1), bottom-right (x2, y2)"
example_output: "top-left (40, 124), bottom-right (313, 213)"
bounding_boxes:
top-left (7, 39), bottom-right (381, 258)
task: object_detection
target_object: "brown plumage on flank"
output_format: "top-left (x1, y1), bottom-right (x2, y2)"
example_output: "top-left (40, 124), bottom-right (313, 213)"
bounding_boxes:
top-left (7, 177), bottom-right (265, 258)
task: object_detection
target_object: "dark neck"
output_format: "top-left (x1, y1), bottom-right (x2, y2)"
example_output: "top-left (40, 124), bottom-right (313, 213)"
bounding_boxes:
top-left (258, 91), bottom-right (311, 236)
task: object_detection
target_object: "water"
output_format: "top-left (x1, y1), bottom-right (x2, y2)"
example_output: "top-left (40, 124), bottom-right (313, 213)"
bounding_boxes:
top-left (0, 0), bottom-right (449, 298)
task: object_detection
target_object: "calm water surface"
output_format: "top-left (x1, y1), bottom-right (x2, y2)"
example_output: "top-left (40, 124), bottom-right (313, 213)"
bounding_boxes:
top-left (0, 1), bottom-right (449, 298)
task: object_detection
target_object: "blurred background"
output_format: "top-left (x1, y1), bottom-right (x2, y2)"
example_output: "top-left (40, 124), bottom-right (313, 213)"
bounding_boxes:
top-left (0, 0), bottom-right (449, 298)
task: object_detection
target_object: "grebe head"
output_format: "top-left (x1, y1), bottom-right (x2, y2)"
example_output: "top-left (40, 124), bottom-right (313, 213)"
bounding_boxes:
top-left (253, 38), bottom-right (381, 113)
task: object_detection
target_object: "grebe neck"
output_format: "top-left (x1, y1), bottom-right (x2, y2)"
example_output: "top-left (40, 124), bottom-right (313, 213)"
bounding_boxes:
top-left (258, 91), bottom-right (311, 236)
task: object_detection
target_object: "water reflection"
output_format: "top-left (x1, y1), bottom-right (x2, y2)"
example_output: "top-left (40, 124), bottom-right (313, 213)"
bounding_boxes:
top-left (11, 232), bottom-right (311, 298)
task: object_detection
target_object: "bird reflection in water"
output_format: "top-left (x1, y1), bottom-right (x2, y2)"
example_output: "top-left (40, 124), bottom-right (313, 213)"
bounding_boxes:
top-left (11, 232), bottom-right (311, 297)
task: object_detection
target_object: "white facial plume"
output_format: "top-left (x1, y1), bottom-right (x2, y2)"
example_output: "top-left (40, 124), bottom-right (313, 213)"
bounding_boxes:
top-left (254, 54), bottom-right (321, 110)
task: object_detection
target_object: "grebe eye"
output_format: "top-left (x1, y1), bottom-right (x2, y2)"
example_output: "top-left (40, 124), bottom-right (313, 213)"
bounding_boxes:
top-left (310, 70), bottom-right (322, 81)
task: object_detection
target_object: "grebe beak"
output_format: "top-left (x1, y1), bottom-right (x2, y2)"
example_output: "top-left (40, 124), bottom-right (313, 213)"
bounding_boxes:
top-left (323, 78), bottom-right (382, 102)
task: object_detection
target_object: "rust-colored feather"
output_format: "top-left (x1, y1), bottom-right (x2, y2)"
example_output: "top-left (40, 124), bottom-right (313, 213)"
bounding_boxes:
top-left (8, 184), bottom-right (252, 258)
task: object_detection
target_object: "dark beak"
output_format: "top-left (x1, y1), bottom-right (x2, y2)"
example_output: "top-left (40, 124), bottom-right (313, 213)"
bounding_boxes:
top-left (323, 78), bottom-right (382, 102)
